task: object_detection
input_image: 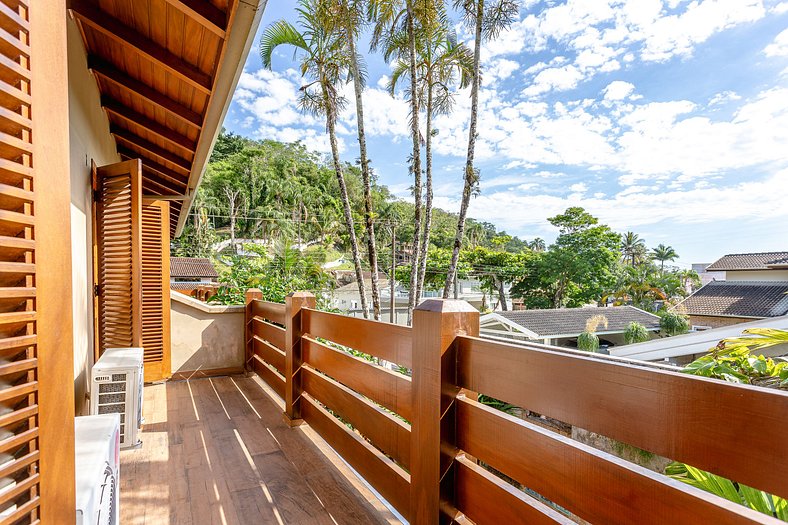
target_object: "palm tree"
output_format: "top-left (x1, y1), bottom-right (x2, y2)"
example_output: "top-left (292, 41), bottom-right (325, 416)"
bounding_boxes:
top-left (621, 231), bottom-right (646, 266)
top-left (530, 237), bottom-right (546, 252)
top-left (261, 0), bottom-right (370, 318)
top-left (389, 17), bottom-right (473, 303)
top-left (652, 243), bottom-right (679, 272)
top-left (443, 0), bottom-right (518, 298)
top-left (320, 0), bottom-right (382, 319)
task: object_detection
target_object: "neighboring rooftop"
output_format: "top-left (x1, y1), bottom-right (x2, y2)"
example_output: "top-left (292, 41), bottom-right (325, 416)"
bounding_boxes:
top-left (170, 257), bottom-right (219, 279)
top-left (675, 281), bottom-right (788, 318)
top-left (490, 306), bottom-right (661, 339)
top-left (706, 252), bottom-right (788, 271)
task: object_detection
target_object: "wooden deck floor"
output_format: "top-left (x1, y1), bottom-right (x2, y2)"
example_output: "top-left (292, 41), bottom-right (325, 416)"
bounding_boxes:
top-left (119, 375), bottom-right (400, 524)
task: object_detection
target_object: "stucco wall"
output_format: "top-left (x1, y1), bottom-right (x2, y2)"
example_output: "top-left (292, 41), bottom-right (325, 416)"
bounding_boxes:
top-left (67, 19), bottom-right (121, 414)
top-left (170, 292), bottom-right (246, 375)
top-left (688, 315), bottom-right (760, 329)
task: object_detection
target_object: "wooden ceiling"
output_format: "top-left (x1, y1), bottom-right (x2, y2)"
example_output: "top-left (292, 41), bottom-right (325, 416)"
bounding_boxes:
top-left (68, 0), bottom-right (239, 235)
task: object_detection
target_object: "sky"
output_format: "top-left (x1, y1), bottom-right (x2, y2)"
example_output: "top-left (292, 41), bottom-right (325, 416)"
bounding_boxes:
top-left (222, 0), bottom-right (788, 267)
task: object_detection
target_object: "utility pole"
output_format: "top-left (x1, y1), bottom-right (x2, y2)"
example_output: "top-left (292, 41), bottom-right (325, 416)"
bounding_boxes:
top-left (390, 225), bottom-right (396, 324)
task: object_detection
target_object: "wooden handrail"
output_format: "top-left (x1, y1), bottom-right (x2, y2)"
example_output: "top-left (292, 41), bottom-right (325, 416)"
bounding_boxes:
top-left (244, 290), bottom-right (788, 524)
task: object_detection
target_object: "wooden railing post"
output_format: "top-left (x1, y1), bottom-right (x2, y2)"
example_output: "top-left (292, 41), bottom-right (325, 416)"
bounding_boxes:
top-left (245, 288), bottom-right (263, 372)
top-left (410, 299), bottom-right (479, 524)
top-left (284, 291), bottom-right (316, 426)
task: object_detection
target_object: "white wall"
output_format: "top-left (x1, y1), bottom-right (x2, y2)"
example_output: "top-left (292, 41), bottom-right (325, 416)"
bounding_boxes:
top-left (726, 270), bottom-right (788, 281)
top-left (67, 19), bottom-right (120, 415)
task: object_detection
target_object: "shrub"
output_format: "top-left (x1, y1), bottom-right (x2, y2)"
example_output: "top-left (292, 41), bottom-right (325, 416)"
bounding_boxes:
top-left (577, 331), bottom-right (599, 352)
top-left (660, 311), bottom-right (689, 336)
top-left (624, 321), bottom-right (650, 344)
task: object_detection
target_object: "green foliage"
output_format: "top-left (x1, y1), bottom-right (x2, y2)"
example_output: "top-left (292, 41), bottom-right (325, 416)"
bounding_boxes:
top-left (209, 241), bottom-right (334, 306)
top-left (577, 331), bottom-right (599, 352)
top-left (623, 321), bottom-right (650, 345)
top-left (672, 330), bottom-right (788, 521)
top-left (659, 311), bottom-right (690, 336)
top-left (681, 329), bottom-right (788, 388)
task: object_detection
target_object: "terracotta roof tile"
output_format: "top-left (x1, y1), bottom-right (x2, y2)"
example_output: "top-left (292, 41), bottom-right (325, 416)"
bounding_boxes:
top-left (496, 306), bottom-right (661, 338)
top-left (706, 252), bottom-right (788, 271)
top-left (170, 257), bottom-right (219, 278)
top-left (675, 281), bottom-right (788, 318)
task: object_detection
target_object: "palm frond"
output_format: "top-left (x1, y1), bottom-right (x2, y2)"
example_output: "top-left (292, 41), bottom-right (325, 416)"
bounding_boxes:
top-left (260, 20), bottom-right (309, 69)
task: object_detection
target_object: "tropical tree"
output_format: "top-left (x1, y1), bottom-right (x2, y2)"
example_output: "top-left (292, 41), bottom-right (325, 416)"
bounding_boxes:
top-left (443, 0), bottom-right (519, 299)
top-left (389, 16), bottom-right (473, 302)
top-left (261, 1), bottom-right (370, 317)
top-left (320, 0), bottom-right (382, 319)
top-left (621, 231), bottom-right (646, 266)
top-left (371, 0), bottom-right (440, 323)
top-left (651, 243), bottom-right (678, 272)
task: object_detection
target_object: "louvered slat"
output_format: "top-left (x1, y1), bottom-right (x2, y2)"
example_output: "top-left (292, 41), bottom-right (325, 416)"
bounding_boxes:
top-left (0, 1), bottom-right (38, 520)
top-left (139, 200), bottom-right (170, 381)
top-left (94, 160), bottom-right (142, 357)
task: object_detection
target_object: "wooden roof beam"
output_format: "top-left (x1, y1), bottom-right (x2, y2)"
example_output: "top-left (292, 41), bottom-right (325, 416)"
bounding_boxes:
top-left (89, 57), bottom-right (203, 129)
top-left (68, 0), bottom-right (212, 94)
top-left (118, 148), bottom-right (189, 189)
top-left (102, 96), bottom-right (197, 153)
top-left (142, 177), bottom-right (184, 196)
top-left (111, 126), bottom-right (192, 174)
top-left (162, 0), bottom-right (227, 38)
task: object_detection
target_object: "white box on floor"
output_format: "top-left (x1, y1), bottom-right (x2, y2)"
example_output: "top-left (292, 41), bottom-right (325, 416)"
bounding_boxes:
top-left (75, 414), bottom-right (121, 525)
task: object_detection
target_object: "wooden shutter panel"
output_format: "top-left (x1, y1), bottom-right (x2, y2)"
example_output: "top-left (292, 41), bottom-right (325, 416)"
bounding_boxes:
top-left (140, 199), bottom-right (170, 382)
top-left (0, 2), bottom-right (40, 522)
top-left (94, 159), bottom-right (142, 356)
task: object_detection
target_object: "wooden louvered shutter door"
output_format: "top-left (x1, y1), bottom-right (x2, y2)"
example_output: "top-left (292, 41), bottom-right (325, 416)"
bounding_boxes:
top-left (140, 199), bottom-right (170, 382)
top-left (0, 1), bottom-right (40, 521)
top-left (94, 159), bottom-right (142, 357)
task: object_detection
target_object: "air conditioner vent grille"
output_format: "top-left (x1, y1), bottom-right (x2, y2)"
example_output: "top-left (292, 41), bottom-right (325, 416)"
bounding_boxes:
top-left (99, 383), bottom-right (125, 393)
top-left (98, 404), bottom-right (125, 415)
top-left (99, 393), bottom-right (126, 404)
top-left (111, 373), bottom-right (127, 382)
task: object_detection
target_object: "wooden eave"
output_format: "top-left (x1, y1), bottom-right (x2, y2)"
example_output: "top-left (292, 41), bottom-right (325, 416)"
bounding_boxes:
top-left (67, 0), bottom-right (257, 236)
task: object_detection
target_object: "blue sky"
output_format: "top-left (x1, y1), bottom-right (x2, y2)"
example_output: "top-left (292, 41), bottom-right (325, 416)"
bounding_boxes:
top-left (223, 0), bottom-right (788, 267)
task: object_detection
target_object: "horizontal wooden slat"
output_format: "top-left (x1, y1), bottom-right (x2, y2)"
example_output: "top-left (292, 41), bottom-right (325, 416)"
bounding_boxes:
top-left (454, 455), bottom-right (573, 525)
top-left (0, 404), bottom-right (36, 428)
top-left (251, 355), bottom-right (285, 399)
top-left (252, 318), bottom-right (286, 352)
top-left (250, 300), bottom-right (285, 325)
top-left (456, 336), bottom-right (788, 499)
top-left (302, 308), bottom-right (412, 368)
top-left (456, 397), bottom-right (777, 525)
top-left (0, 450), bottom-right (37, 480)
top-left (0, 356), bottom-right (35, 376)
top-left (0, 309), bottom-right (34, 324)
top-left (302, 336), bottom-right (412, 421)
top-left (252, 335), bottom-right (285, 373)
top-left (301, 393), bottom-right (410, 516)
top-left (0, 261), bottom-right (33, 273)
top-left (302, 365), bottom-right (411, 468)
top-left (0, 427), bottom-right (37, 454)
top-left (0, 208), bottom-right (33, 227)
top-left (0, 287), bottom-right (34, 298)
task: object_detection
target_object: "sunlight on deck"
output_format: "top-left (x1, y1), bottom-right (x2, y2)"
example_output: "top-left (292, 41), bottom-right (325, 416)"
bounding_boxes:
top-left (119, 376), bottom-right (398, 524)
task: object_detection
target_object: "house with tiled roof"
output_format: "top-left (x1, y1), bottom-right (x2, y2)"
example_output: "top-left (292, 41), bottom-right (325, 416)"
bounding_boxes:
top-left (170, 257), bottom-right (219, 295)
top-left (675, 251), bottom-right (788, 328)
top-left (479, 306), bottom-right (661, 349)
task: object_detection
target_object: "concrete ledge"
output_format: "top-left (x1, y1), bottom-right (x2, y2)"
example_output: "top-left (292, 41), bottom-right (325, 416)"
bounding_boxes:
top-left (170, 289), bottom-right (245, 313)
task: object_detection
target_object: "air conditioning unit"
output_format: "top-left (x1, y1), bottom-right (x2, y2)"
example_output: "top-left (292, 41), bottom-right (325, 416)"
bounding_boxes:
top-left (75, 414), bottom-right (121, 525)
top-left (91, 348), bottom-right (144, 448)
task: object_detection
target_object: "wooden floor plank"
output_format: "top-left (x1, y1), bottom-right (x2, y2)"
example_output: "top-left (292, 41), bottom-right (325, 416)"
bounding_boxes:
top-left (120, 376), bottom-right (397, 524)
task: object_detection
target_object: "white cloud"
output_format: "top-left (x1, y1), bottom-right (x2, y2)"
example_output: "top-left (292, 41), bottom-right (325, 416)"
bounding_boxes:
top-left (522, 65), bottom-right (585, 97)
top-left (771, 2), bottom-right (788, 14)
top-left (602, 81), bottom-right (636, 101)
top-left (764, 28), bottom-right (788, 57)
top-left (708, 90), bottom-right (742, 106)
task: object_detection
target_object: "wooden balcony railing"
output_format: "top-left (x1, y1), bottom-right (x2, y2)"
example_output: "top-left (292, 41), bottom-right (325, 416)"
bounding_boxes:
top-left (245, 289), bottom-right (788, 525)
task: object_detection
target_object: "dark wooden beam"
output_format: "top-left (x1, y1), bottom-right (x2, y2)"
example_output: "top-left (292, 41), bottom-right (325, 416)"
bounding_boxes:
top-left (102, 96), bottom-right (197, 153)
top-left (162, 0), bottom-right (227, 38)
top-left (68, 0), bottom-right (212, 94)
top-left (141, 171), bottom-right (187, 195)
top-left (118, 147), bottom-right (188, 189)
top-left (89, 57), bottom-right (203, 129)
top-left (111, 126), bottom-right (192, 173)
top-left (142, 194), bottom-right (188, 201)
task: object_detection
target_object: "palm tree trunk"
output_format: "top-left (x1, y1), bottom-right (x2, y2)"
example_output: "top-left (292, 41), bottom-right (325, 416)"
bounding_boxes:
top-left (416, 82), bottom-right (434, 301)
top-left (406, 4), bottom-right (422, 325)
top-left (324, 85), bottom-right (368, 318)
top-left (497, 277), bottom-right (507, 311)
top-left (348, 31), bottom-right (381, 320)
top-left (443, 0), bottom-right (482, 298)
